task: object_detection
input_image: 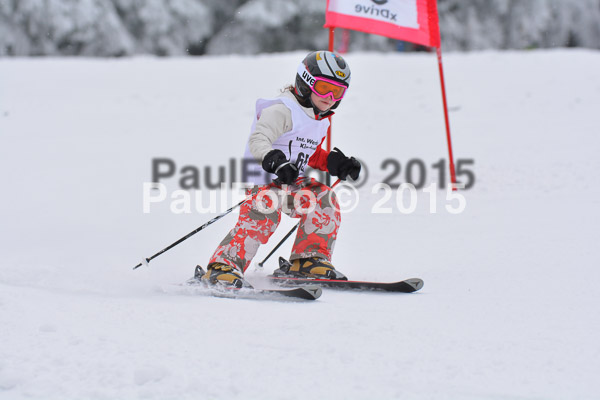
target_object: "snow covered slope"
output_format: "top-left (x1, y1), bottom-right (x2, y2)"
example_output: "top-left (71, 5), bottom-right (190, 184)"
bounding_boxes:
top-left (1, 50), bottom-right (599, 399)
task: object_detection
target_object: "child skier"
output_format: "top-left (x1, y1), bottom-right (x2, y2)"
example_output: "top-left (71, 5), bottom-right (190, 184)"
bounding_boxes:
top-left (201, 50), bottom-right (361, 288)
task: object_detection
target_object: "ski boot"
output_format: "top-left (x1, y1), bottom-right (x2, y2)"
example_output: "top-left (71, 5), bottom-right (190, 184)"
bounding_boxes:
top-left (273, 257), bottom-right (347, 280)
top-left (195, 263), bottom-right (250, 289)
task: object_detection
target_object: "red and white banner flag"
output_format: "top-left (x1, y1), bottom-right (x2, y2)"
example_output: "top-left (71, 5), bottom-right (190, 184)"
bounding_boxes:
top-left (325, 0), bottom-right (441, 47)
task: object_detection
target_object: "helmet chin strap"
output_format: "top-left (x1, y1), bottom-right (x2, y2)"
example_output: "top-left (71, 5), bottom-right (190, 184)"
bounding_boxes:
top-left (309, 97), bottom-right (327, 116)
top-left (309, 97), bottom-right (339, 118)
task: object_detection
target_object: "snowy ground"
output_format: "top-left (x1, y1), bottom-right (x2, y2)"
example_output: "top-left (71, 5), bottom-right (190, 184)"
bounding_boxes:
top-left (1, 50), bottom-right (599, 400)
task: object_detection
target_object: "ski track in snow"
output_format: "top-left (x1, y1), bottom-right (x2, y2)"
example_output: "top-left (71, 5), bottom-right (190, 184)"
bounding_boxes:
top-left (1, 50), bottom-right (599, 399)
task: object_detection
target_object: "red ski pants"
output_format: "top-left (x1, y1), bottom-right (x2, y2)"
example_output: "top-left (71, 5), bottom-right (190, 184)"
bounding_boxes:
top-left (208, 178), bottom-right (340, 273)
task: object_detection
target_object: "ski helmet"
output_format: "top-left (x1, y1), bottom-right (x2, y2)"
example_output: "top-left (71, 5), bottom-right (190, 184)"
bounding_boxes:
top-left (295, 51), bottom-right (351, 110)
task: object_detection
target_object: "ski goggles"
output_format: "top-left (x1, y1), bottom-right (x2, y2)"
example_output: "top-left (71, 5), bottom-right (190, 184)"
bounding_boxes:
top-left (297, 64), bottom-right (348, 101)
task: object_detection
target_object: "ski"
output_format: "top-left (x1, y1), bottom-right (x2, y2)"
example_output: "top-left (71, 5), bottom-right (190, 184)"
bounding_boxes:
top-left (267, 276), bottom-right (423, 293)
top-left (184, 279), bottom-right (322, 301)
top-left (183, 266), bottom-right (322, 301)
top-left (269, 257), bottom-right (423, 293)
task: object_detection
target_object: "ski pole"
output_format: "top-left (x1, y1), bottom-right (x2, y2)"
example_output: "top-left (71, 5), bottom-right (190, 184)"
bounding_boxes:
top-left (133, 196), bottom-right (249, 270)
top-left (257, 179), bottom-right (341, 268)
top-left (257, 224), bottom-right (298, 268)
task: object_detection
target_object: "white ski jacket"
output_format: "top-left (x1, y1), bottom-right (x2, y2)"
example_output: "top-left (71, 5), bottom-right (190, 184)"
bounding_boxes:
top-left (242, 90), bottom-right (331, 186)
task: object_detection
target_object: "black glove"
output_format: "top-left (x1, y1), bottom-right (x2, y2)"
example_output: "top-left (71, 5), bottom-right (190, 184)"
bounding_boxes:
top-left (327, 147), bottom-right (361, 181)
top-left (262, 149), bottom-right (299, 185)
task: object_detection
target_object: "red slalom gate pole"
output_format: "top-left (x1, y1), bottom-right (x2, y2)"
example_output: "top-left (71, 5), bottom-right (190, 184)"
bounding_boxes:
top-left (327, 27), bottom-right (335, 150)
top-left (435, 46), bottom-right (457, 189)
top-left (325, 27), bottom-right (335, 187)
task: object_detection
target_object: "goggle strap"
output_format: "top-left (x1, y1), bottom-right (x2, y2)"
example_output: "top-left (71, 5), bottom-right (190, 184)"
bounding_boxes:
top-left (297, 63), bottom-right (316, 87)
